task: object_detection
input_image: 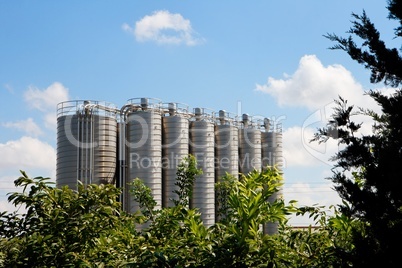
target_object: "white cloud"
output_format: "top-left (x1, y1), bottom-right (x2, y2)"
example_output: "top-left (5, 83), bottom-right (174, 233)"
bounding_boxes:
top-left (0, 82), bottom-right (66, 213)
top-left (284, 182), bottom-right (340, 207)
top-left (255, 55), bottom-right (376, 111)
top-left (0, 136), bottom-right (56, 213)
top-left (2, 118), bottom-right (43, 137)
top-left (123, 10), bottom-right (204, 46)
top-left (284, 181), bottom-right (341, 226)
top-left (257, 55), bottom-right (401, 167)
top-left (0, 175), bottom-right (19, 194)
top-left (284, 127), bottom-right (321, 167)
top-left (0, 136), bottom-right (56, 171)
top-left (0, 199), bottom-right (20, 213)
top-left (255, 55), bottom-right (400, 226)
top-left (283, 125), bottom-right (340, 167)
top-left (4, 84), bottom-right (14, 94)
top-left (24, 82), bottom-right (69, 112)
top-left (23, 82), bottom-right (69, 130)
top-left (44, 113), bottom-right (57, 131)
top-left (0, 177), bottom-right (31, 211)
top-left (0, 175), bottom-right (21, 213)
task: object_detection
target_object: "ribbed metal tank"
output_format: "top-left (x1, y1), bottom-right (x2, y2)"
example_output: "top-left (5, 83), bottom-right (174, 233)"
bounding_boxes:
top-left (261, 118), bottom-right (284, 171)
top-left (56, 100), bottom-right (118, 190)
top-left (126, 98), bottom-right (162, 214)
top-left (162, 103), bottom-right (190, 207)
top-left (215, 110), bottom-right (239, 179)
top-left (189, 108), bottom-right (215, 227)
top-left (214, 110), bottom-right (238, 222)
top-left (238, 114), bottom-right (261, 175)
top-left (261, 118), bottom-right (284, 235)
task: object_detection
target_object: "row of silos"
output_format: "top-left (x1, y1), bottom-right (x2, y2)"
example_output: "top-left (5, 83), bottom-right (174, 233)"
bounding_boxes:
top-left (56, 98), bottom-right (283, 230)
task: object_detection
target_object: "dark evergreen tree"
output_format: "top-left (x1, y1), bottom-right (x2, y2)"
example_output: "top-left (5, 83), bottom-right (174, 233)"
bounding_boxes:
top-left (315, 1), bottom-right (402, 266)
top-left (325, 1), bottom-right (402, 87)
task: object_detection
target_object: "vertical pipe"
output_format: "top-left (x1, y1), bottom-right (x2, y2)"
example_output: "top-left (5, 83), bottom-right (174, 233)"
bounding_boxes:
top-left (80, 115), bottom-right (85, 186)
top-left (76, 113), bottom-right (81, 189)
top-left (85, 116), bottom-right (89, 185)
top-left (118, 116), bottom-right (126, 212)
top-left (90, 112), bottom-right (95, 184)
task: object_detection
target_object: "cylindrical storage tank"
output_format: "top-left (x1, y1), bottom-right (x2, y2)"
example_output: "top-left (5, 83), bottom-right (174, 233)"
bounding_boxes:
top-left (56, 101), bottom-right (118, 190)
top-left (238, 114), bottom-right (261, 175)
top-left (189, 108), bottom-right (215, 227)
top-left (92, 114), bottom-right (118, 184)
top-left (261, 120), bottom-right (284, 172)
top-left (261, 118), bottom-right (284, 235)
top-left (162, 103), bottom-right (190, 207)
top-left (215, 110), bottom-right (239, 180)
top-left (126, 98), bottom-right (162, 214)
top-left (57, 114), bottom-right (85, 189)
top-left (214, 110), bottom-right (238, 222)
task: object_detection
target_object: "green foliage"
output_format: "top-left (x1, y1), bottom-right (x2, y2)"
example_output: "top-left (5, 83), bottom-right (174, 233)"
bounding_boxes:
top-left (172, 154), bottom-right (202, 207)
top-left (210, 168), bottom-right (297, 267)
top-left (215, 173), bottom-right (236, 222)
top-left (226, 168), bottom-right (290, 240)
top-left (130, 177), bottom-right (157, 221)
top-left (320, 91), bottom-right (402, 266)
top-left (318, 1), bottom-right (402, 265)
top-left (284, 203), bottom-right (358, 267)
top-left (0, 163), bottom-right (354, 267)
top-left (325, 1), bottom-right (402, 87)
top-left (313, 92), bottom-right (402, 265)
top-left (0, 171), bottom-right (139, 267)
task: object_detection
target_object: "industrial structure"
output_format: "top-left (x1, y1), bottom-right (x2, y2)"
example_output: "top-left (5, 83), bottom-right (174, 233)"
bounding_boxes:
top-left (56, 98), bottom-right (283, 233)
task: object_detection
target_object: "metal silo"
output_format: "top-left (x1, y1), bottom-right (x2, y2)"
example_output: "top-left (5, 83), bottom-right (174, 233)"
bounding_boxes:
top-left (56, 100), bottom-right (118, 190)
top-left (261, 118), bottom-right (284, 235)
top-left (261, 118), bottom-right (284, 171)
top-left (214, 110), bottom-right (238, 222)
top-left (126, 98), bottom-right (162, 214)
top-left (162, 102), bottom-right (190, 207)
top-left (189, 107), bottom-right (215, 227)
top-left (215, 110), bottom-right (239, 179)
top-left (238, 114), bottom-right (261, 175)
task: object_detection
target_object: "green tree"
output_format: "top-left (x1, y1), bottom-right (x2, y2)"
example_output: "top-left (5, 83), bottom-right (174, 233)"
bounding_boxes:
top-left (281, 202), bottom-right (357, 267)
top-left (0, 171), bottom-right (140, 267)
top-left (129, 164), bottom-right (304, 267)
top-left (172, 154), bottom-right (203, 207)
top-left (210, 168), bottom-right (297, 267)
top-left (127, 155), bottom-right (210, 266)
top-left (325, 1), bottom-right (402, 87)
top-left (315, 0), bottom-right (402, 265)
top-left (0, 161), bottom-right (353, 266)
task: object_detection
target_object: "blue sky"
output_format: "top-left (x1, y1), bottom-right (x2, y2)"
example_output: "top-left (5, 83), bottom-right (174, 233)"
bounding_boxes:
top-left (0, 1), bottom-right (397, 225)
